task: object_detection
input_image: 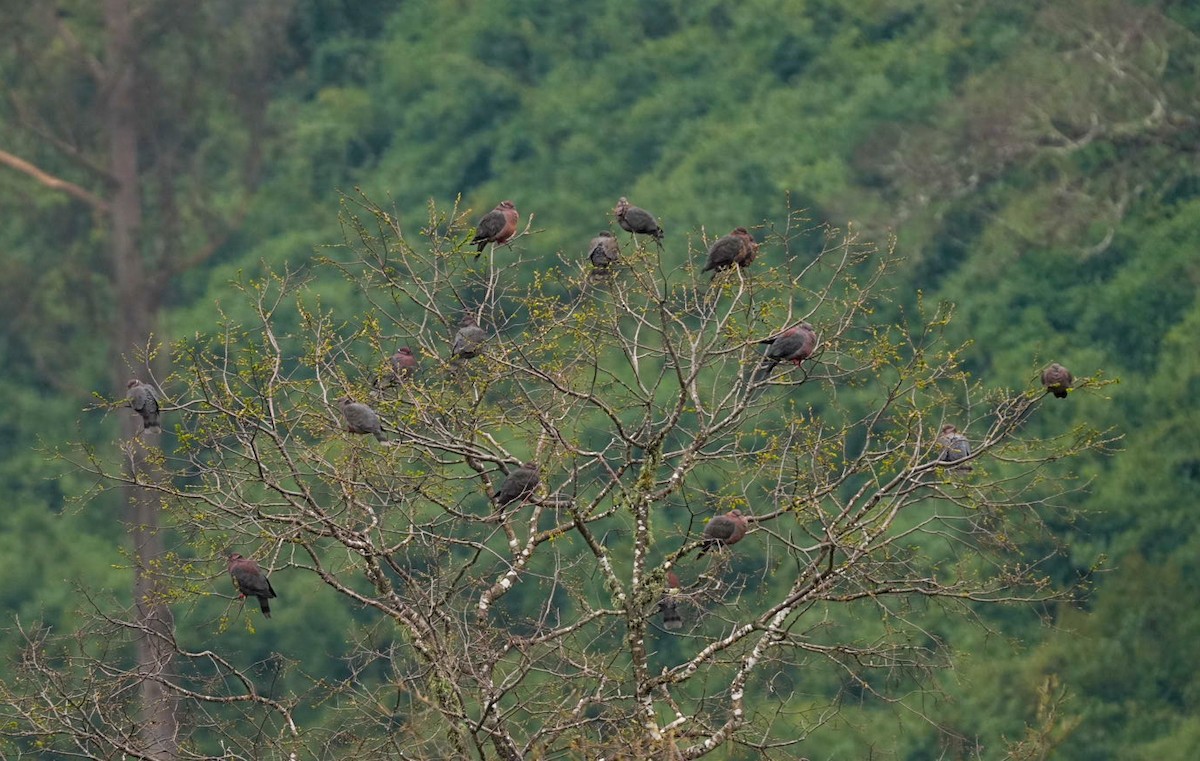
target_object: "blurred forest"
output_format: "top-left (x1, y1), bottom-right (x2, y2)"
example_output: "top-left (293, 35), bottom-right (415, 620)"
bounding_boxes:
top-left (1, 0), bottom-right (1199, 758)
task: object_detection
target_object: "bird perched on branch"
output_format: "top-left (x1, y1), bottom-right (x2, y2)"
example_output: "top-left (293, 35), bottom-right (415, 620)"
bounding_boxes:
top-left (587, 231), bottom-right (621, 270)
top-left (749, 322), bottom-right (818, 386)
top-left (697, 509), bottom-right (749, 557)
top-left (391, 347), bottom-right (418, 381)
top-left (659, 570), bottom-right (683, 631)
top-left (614, 197), bottom-right (664, 243)
top-left (340, 397), bottom-right (385, 442)
top-left (493, 461), bottom-right (540, 511)
top-left (702, 227), bottom-right (758, 274)
top-left (228, 552), bottom-right (277, 619)
top-left (1041, 362), bottom-right (1073, 399)
top-left (471, 200), bottom-right (519, 255)
top-left (126, 378), bottom-right (161, 431)
top-left (937, 424), bottom-right (972, 471)
top-left (451, 315), bottom-right (487, 360)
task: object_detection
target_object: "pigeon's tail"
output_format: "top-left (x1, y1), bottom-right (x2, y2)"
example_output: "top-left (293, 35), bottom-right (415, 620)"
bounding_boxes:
top-left (144, 415), bottom-right (161, 430)
top-left (258, 596), bottom-right (272, 619)
top-left (660, 599), bottom-right (682, 630)
top-left (1052, 388), bottom-right (1068, 399)
top-left (744, 357), bottom-right (780, 396)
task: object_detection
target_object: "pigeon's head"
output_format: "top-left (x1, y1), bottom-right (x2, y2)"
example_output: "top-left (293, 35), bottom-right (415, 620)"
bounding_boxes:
top-left (498, 200), bottom-right (516, 211)
top-left (227, 551), bottom-right (244, 561)
top-left (459, 314), bottom-right (478, 327)
top-left (596, 231), bottom-right (614, 239)
top-left (339, 396), bottom-right (356, 408)
top-left (728, 509), bottom-right (743, 518)
top-left (522, 460), bottom-right (539, 471)
top-left (614, 197), bottom-right (630, 216)
top-left (940, 424), bottom-right (958, 435)
top-left (732, 227), bottom-right (750, 237)
top-left (396, 347), bottom-right (414, 357)
top-left (126, 378), bottom-right (141, 389)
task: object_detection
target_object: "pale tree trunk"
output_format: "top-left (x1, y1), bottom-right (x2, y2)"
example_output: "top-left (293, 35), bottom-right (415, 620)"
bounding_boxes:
top-left (106, 0), bottom-right (178, 756)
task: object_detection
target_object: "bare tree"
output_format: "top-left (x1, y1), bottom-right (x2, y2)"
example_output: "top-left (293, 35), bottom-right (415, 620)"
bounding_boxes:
top-left (0, 197), bottom-right (1113, 759)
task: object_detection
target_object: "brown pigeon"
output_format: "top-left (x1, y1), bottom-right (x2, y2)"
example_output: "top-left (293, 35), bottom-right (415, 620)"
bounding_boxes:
top-left (340, 397), bottom-right (385, 442)
top-left (587, 231), bottom-right (621, 269)
top-left (1041, 363), bottom-right (1073, 399)
top-left (697, 509), bottom-right (749, 557)
top-left (451, 315), bottom-right (487, 360)
top-left (659, 570), bottom-right (683, 631)
top-left (750, 322), bottom-right (818, 385)
top-left (937, 424), bottom-right (972, 471)
top-left (614, 197), bottom-right (664, 243)
top-left (702, 227), bottom-right (758, 274)
top-left (493, 461), bottom-right (540, 511)
top-left (228, 552), bottom-right (277, 619)
top-left (391, 347), bottom-right (418, 381)
top-left (471, 200), bottom-right (519, 256)
top-left (126, 378), bottom-right (161, 431)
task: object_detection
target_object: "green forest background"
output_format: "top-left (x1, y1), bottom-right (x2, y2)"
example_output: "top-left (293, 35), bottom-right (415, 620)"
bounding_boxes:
top-left (2, 0), bottom-right (1199, 757)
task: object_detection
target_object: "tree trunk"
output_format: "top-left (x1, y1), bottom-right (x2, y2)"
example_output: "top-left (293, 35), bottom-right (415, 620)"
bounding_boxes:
top-left (106, 0), bottom-right (178, 757)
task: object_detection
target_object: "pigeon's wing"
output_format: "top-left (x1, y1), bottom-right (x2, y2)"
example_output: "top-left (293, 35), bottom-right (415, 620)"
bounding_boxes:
top-left (473, 210), bottom-right (505, 242)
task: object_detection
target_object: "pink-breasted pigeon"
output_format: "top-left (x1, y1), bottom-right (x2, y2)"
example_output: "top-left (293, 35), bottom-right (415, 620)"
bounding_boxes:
top-left (228, 552), bottom-right (277, 619)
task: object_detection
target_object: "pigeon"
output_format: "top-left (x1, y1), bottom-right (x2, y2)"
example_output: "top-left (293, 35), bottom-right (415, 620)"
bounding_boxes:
top-left (587, 231), bottom-right (621, 269)
top-left (702, 227), bottom-right (758, 274)
top-left (126, 378), bottom-right (161, 431)
top-left (340, 397), bottom-right (385, 442)
top-left (614, 197), bottom-right (664, 243)
top-left (749, 322), bottom-right (818, 385)
top-left (697, 509), bottom-right (749, 557)
top-left (493, 461), bottom-right (540, 511)
top-left (228, 552), bottom-right (277, 619)
top-left (451, 315), bottom-right (487, 360)
top-left (1041, 362), bottom-right (1073, 399)
top-left (659, 570), bottom-right (683, 631)
top-left (391, 347), bottom-right (418, 381)
top-left (471, 200), bottom-right (519, 255)
top-left (937, 424), bottom-right (972, 471)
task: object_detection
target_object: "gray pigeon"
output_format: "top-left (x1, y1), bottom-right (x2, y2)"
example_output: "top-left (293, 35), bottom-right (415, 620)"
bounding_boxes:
top-left (493, 461), bottom-right (540, 511)
top-left (702, 227), bottom-right (758, 274)
top-left (340, 397), bottom-right (385, 442)
top-left (697, 509), bottom-right (749, 557)
top-left (750, 322), bottom-right (818, 385)
top-left (1041, 363), bottom-right (1073, 399)
top-left (452, 315), bottom-right (487, 360)
top-left (587, 231), bottom-right (621, 269)
top-left (126, 378), bottom-right (161, 431)
top-left (614, 197), bottom-right (664, 243)
top-left (228, 552), bottom-right (277, 619)
top-left (937, 424), bottom-right (972, 471)
top-left (659, 570), bottom-right (683, 631)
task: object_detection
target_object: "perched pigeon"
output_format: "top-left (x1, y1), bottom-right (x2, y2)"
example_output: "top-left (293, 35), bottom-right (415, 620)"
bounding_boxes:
top-left (471, 200), bottom-right (519, 255)
top-left (126, 378), bottom-right (161, 431)
top-left (228, 552), bottom-right (277, 619)
top-left (750, 322), bottom-right (818, 385)
top-left (697, 509), bottom-right (749, 557)
top-left (587, 231), bottom-right (621, 269)
top-left (937, 424), bottom-right (972, 471)
top-left (614, 197), bottom-right (664, 243)
top-left (493, 461), bottom-right (540, 511)
top-left (702, 227), bottom-right (758, 274)
top-left (1041, 362), bottom-right (1073, 399)
top-left (451, 315), bottom-right (487, 360)
top-left (340, 397), bottom-right (385, 442)
top-left (391, 347), bottom-right (418, 381)
top-left (659, 570), bottom-right (683, 631)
